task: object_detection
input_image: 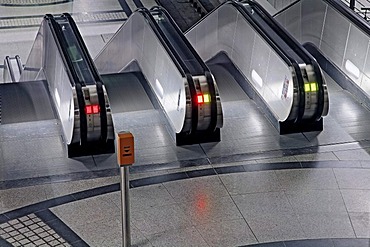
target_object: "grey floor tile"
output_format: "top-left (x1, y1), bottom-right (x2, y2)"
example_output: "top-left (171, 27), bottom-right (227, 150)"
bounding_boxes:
top-left (147, 226), bottom-right (208, 247)
top-left (293, 152), bottom-right (339, 162)
top-left (303, 116), bottom-right (355, 144)
top-left (334, 149), bottom-right (370, 161)
top-left (2, 136), bottom-right (65, 164)
top-left (90, 153), bottom-right (117, 168)
top-left (275, 169), bottom-right (338, 190)
top-left (44, 176), bottom-right (119, 199)
top-left (197, 218), bottom-right (257, 247)
top-left (232, 192), bottom-right (293, 218)
top-left (361, 160), bottom-right (370, 168)
top-left (164, 176), bottom-right (229, 203)
top-left (348, 212), bottom-right (370, 238)
top-left (285, 190), bottom-right (347, 213)
top-left (130, 184), bottom-right (176, 211)
top-left (0, 186), bottom-right (48, 213)
top-left (131, 203), bottom-right (192, 235)
top-left (297, 212), bottom-right (355, 239)
top-left (178, 196), bottom-right (243, 225)
top-left (82, 35), bottom-right (106, 59)
top-left (317, 142), bottom-right (366, 153)
top-left (64, 215), bottom-right (123, 247)
top-left (220, 171), bottom-right (282, 195)
top-left (341, 189), bottom-right (370, 213)
top-left (334, 168), bottom-right (370, 189)
top-left (246, 214), bottom-right (305, 243)
top-left (51, 197), bottom-right (120, 226)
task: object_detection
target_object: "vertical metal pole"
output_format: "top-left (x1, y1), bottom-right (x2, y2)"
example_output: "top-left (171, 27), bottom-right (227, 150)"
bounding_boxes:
top-left (120, 166), bottom-right (131, 247)
top-left (350, 0), bottom-right (355, 10)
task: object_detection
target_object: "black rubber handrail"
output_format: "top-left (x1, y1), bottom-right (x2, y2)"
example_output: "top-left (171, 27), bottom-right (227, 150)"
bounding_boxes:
top-left (205, 71), bottom-right (218, 131)
top-left (15, 55), bottom-right (23, 73)
top-left (4, 56), bottom-right (16, 82)
top-left (63, 13), bottom-right (108, 143)
top-left (44, 14), bottom-right (87, 145)
top-left (150, 6), bottom-right (210, 73)
top-left (272, 0), bottom-right (300, 17)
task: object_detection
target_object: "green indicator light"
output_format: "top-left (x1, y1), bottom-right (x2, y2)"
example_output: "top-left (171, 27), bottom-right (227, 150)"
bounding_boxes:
top-left (203, 94), bottom-right (210, 103)
top-left (304, 83), bottom-right (311, 92)
top-left (310, 82), bottom-right (318, 92)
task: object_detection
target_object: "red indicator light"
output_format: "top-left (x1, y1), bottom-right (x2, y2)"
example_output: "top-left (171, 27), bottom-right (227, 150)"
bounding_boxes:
top-left (197, 94), bottom-right (203, 104)
top-left (85, 105), bottom-right (92, 114)
top-left (92, 104), bottom-right (100, 114)
top-left (85, 104), bottom-right (100, 114)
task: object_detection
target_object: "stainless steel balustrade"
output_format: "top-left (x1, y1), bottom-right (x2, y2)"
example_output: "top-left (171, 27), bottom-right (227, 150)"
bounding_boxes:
top-left (20, 19), bottom-right (76, 145)
top-left (275, 0), bottom-right (370, 106)
top-left (186, 0), bottom-right (328, 132)
top-left (15, 15), bottom-right (114, 157)
top-left (94, 9), bottom-right (195, 135)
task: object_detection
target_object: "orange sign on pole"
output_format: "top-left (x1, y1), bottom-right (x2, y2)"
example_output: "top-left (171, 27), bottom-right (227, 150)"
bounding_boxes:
top-left (117, 131), bottom-right (134, 166)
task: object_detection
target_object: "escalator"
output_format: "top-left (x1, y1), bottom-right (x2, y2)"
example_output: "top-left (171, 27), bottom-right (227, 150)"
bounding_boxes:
top-left (186, 0), bottom-right (329, 134)
top-left (94, 7), bottom-right (223, 145)
top-left (0, 14), bottom-right (114, 157)
top-left (274, 0), bottom-right (370, 109)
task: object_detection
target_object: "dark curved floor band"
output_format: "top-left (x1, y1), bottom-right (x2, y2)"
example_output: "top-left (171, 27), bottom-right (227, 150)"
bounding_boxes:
top-left (240, 238), bottom-right (370, 247)
top-left (0, 0), bottom-right (71, 7)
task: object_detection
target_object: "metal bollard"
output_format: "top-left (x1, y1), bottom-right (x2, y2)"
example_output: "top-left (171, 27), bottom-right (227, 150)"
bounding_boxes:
top-left (117, 131), bottom-right (134, 247)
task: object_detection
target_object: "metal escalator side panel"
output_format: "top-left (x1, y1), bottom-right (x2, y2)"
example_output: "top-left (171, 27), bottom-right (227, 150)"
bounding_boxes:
top-left (19, 21), bottom-right (45, 82)
top-left (206, 71), bottom-right (223, 129)
top-left (3, 56), bottom-right (14, 83)
top-left (44, 15), bottom-right (86, 145)
top-left (185, 74), bottom-right (198, 133)
top-left (4, 56), bottom-right (16, 82)
top-left (75, 83), bottom-right (87, 145)
top-left (96, 81), bottom-right (108, 142)
top-left (42, 20), bottom-right (76, 144)
top-left (15, 55), bottom-right (23, 75)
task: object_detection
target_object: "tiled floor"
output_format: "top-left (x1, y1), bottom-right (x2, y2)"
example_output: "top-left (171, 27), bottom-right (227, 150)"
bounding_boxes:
top-left (1, 0), bottom-right (370, 246)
